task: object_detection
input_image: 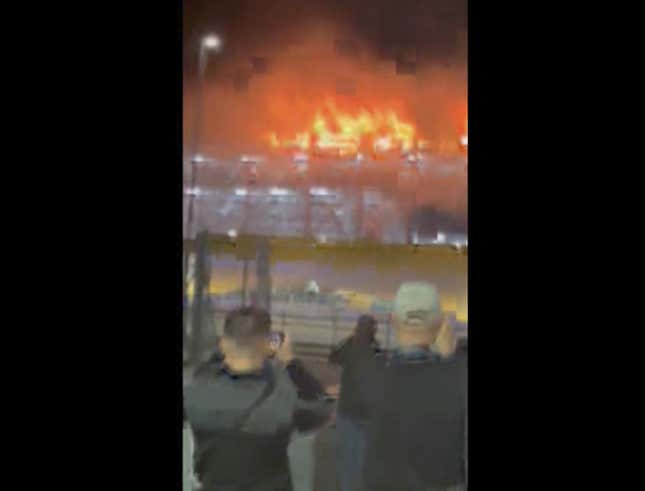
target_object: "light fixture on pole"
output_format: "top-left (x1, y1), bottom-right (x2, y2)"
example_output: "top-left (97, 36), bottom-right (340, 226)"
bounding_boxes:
top-left (185, 32), bottom-right (223, 364)
top-left (202, 34), bottom-right (222, 51)
top-left (187, 33), bottom-right (222, 240)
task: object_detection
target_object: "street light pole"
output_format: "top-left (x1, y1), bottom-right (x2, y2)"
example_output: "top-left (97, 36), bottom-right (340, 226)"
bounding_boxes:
top-left (186, 34), bottom-right (221, 240)
top-left (184, 34), bottom-right (221, 363)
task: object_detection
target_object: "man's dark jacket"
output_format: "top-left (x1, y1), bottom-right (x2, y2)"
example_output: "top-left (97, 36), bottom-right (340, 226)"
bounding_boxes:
top-left (356, 341), bottom-right (468, 491)
top-left (184, 356), bottom-right (332, 491)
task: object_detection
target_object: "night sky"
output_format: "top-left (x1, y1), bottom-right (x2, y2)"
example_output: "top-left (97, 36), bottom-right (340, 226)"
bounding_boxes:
top-left (182, 0), bottom-right (467, 154)
top-left (183, 0), bottom-right (467, 80)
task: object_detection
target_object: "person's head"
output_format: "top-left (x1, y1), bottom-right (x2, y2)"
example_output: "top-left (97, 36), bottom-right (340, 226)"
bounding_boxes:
top-left (219, 306), bottom-right (272, 373)
top-left (355, 314), bottom-right (377, 343)
top-left (393, 282), bottom-right (456, 355)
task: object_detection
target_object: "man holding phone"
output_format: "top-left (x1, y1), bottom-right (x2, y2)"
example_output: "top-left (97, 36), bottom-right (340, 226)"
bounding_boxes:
top-left (184, 307), bottom-right (333, 491)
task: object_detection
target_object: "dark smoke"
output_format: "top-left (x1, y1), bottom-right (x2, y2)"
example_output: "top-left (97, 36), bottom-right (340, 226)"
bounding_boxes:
top-left (409, 205), bottom-right (467, 235)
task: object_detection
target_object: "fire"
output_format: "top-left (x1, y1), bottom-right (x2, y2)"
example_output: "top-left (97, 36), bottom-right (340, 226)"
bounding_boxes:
top-left (269, 131), bottom-right (311, 151)
top-left (267, 101), bottom-right (419, 157)
top-left (460, 118), bottom-right (468, 149)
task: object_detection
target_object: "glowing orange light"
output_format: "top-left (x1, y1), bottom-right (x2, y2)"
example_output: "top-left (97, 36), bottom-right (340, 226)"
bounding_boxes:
top-left (266, 101), bottom-right (421, 157)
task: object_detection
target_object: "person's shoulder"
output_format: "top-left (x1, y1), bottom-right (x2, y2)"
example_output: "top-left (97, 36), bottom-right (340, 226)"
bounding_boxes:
top-left (286, 358), bottom-right (304, 370)
top-left (455, 339), bottom-right (468, 362)
top-left (455, 338), bottom-right (468, 356)
top-left (330, 336), bottom-right (353, 353)
top-left (374, 350), bottom-right (388, 363)
top-left (449, 339), bottom-right (468, 373)
top-left (285, 358), bottom-right (305, 381)
top-left (193, 358), bottom-right (228, 383)
top-left (329, 336), bottom-right (354, 364)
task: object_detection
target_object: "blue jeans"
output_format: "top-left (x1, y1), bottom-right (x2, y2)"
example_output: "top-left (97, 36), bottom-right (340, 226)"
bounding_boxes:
top-left (336, 414), bottom-right (368, 491)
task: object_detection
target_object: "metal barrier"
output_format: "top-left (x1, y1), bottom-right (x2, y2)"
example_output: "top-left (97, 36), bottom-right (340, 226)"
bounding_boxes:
top-left (184, 303), bottom-right (466, 363)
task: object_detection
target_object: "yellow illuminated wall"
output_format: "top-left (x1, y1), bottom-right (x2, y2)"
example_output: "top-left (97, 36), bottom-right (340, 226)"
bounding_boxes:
top-left (186, 237), bottom-right (467, 321)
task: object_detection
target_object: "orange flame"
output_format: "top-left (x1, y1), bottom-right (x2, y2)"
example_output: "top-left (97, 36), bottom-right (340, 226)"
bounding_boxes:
top-left (267, 101), bottom-right (420, 157)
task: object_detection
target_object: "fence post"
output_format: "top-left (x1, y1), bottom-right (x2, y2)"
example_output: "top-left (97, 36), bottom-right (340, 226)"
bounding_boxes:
top-left (304, 186), bottom-right (312, 238)
top-left (190, 231), bottom-right (209, 365)
top-left (330, 302), bottom-right (339, 348)
top-left (183, 251), bottom-right (195, 362)
top-left (241, 258), bottom-right (249, 306)
top-left (211, 295), bottom-right (218, 337)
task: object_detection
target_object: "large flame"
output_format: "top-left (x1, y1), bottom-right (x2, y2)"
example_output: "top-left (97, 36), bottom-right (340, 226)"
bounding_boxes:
top-left (268, 101), bottom-right (420, 158)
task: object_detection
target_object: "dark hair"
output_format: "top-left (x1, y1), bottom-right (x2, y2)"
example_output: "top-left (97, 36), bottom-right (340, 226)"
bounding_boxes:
top-left (223, 306), bottom-right (272, 339)
top-left (355, 314), bottom-right (377, 342)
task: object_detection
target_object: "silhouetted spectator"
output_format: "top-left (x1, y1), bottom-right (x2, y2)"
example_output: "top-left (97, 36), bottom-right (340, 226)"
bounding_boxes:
top-left (329, 314), bottom-right (380, 491)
